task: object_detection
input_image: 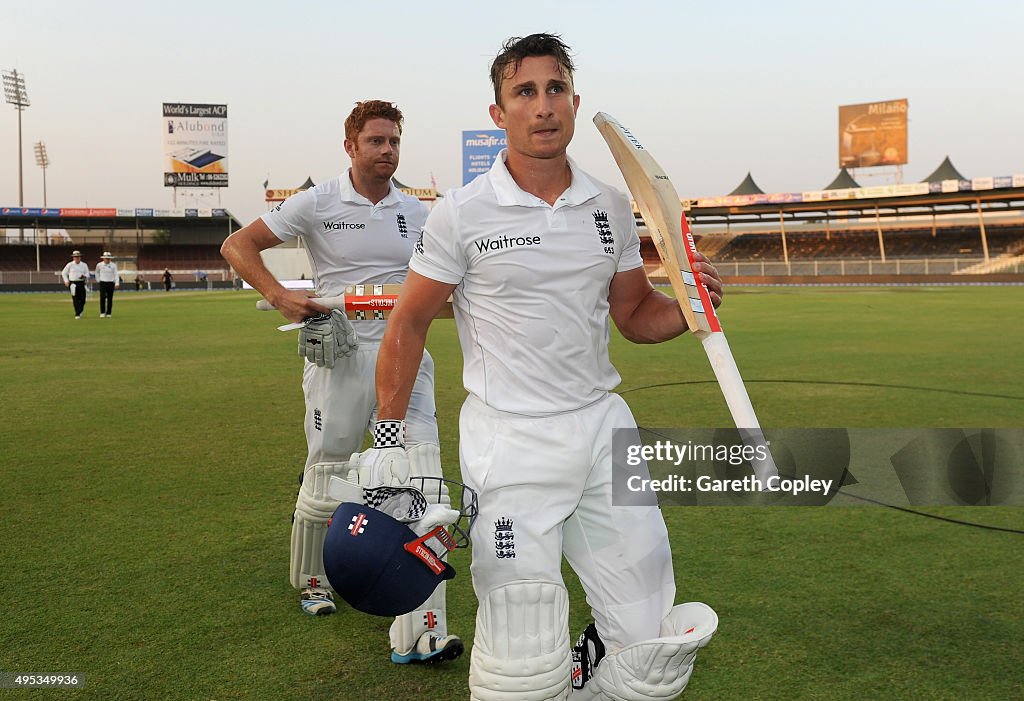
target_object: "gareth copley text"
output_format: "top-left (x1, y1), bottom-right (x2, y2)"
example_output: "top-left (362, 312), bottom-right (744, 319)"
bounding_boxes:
top-left (628, 474), bottom-right (834, 497)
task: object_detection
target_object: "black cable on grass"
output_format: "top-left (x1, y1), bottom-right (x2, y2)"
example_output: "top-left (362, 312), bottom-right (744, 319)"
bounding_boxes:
top-left (837, 492), bottom-right (1024, 535)
top-left (627, 380), bottom-right (1024, 535)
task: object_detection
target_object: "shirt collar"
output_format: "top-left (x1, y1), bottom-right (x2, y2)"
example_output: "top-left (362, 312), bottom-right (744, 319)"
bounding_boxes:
top-left (338, 168), bottom-right (402, 207)
top-left (487, 149), bottom-right (601, 208)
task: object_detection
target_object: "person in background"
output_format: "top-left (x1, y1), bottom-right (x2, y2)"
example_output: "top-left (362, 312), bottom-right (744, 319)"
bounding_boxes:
top-left (61, 250), bottom-right (90, 319)
top-left (95, 251), bottom-right (119, 317)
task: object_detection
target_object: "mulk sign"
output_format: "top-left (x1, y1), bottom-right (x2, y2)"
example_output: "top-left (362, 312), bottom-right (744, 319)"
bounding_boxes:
top-left (462, 130), bottom-right (506, 185)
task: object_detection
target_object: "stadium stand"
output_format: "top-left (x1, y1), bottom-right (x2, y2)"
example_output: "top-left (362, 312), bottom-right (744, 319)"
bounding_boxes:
top-left (0, 244), bottom-right (106, 272)
top-left (711, 225), bottom-right (1024, 262)
top-left (137, 244), bottom-right (227, 272)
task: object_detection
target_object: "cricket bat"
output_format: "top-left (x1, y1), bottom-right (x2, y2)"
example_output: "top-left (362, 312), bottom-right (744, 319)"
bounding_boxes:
top-left (256, 283), bottom-right (454, 321)
top-left (594, 112), bottom-right (778, 483)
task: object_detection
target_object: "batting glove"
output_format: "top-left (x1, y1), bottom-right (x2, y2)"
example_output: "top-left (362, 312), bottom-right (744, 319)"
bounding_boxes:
top-left (411, 503), bottom-right (461, 538)
top-left (352, 420), bottom-right (411, 487)
top-left (298, 309), bottom-right (359, 368)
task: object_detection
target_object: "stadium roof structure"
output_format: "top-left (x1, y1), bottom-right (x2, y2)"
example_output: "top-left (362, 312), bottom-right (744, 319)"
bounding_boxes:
top-left (921, 156), bottom-right (967, 183)
top-left (0, 206), bottom-right (242, 245)
top-left (627, 165), bottom-right (1024, 241)
top-left (676, 183), bottom-right (1024, 231)
top-left (728, 172), bottom-right (765, 196)
top-left (824, 168), bottom-right (861, 190)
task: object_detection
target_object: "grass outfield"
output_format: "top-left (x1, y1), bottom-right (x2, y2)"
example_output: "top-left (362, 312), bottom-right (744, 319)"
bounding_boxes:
top-left (0, 287), bottom-right (1021, 700)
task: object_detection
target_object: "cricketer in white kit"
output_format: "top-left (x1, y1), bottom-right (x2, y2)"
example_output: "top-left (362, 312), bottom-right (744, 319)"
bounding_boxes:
top-left (373, 35), bottom-right (722, 700)
top-left (220, 100), bottom-right (461, 665)
top-left (261, 170), bottom-right (439, 468)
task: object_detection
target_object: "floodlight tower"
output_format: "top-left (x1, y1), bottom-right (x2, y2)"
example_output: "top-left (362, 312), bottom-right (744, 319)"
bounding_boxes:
top-left (34, 140), bottom-right (48, 205)
top-left (3, 68), bottom-right (30, 242)
top-left (34, 141), bottom-right (49, 271)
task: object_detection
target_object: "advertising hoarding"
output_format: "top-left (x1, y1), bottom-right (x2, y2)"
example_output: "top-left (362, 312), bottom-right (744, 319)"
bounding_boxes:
top-left (163, 103), bottom-right (228, 187)
top-left (462, 130), bottom-right (506, 184)
top-left (839, 99), bottom-right (908, 169)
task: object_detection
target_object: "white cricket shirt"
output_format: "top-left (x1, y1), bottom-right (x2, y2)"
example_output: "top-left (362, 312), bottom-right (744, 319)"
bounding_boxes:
top-left (61, 261), bottom-right (90, 283)
top-left (95, 261), bottom-right (119, 283)
top-left (411, 150), bottom-right (643, 415)
top-left (262, 169), bottom-right (427, 344)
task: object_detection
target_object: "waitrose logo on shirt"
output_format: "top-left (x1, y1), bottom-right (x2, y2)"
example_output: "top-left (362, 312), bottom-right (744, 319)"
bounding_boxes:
top-left (323, 221), bottom-right (366, 231)
top-left (474, 234), bottom-right (542, 253)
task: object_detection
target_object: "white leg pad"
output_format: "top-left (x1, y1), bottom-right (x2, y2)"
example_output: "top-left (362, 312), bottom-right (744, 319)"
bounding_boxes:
top-left (389, 581), bottom-right (448, 653)
top-left (582, 603), bottom-right (718, 701)
top-left (290, 461), bottom-right (356, 590)
top-left (390, 442), bottom-right (450, 651)
top-left (470, 580), bottom-right (572, 701)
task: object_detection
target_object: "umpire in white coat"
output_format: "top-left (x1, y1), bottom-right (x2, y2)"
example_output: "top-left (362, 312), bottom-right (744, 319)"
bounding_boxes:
top-left (61, 250), bottom-right (90, 319)
top-left (95, 252), bottom-right (119, 318)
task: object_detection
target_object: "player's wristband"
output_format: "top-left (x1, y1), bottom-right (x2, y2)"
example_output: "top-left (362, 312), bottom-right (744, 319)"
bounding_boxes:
top-left (373, 420), bottom-right (406, 448)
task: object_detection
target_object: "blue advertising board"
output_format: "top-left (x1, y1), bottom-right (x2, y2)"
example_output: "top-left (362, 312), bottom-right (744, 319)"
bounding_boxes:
top-left (462, 130), bottom-right (506, 185)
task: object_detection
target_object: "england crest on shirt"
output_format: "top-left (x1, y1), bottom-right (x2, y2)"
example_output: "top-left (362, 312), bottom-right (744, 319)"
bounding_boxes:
top-left (495, 517), bottom-right (515, 559)
top-left (593, 210), bottom-right (614, 255)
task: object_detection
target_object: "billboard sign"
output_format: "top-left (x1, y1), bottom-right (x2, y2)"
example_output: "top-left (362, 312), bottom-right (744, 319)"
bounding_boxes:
top-left (163, 103), bottom-right (228, 187)
top-left (839, 99), bottom-right (908, 169)
top-left (265, 188), bottom-right (305, 202)
top-left (462, 130), bottom-right (506, 184)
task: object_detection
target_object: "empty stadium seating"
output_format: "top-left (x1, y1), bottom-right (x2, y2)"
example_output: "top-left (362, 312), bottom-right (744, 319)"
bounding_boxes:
top-left (710, 226), bottom-right (1024, 262)
top-left (0, 244), bottom-right (106, 272)
top-left (137, 244), bottom-right (227, 272)
top-left (0, 243), bottom-right (226, 274)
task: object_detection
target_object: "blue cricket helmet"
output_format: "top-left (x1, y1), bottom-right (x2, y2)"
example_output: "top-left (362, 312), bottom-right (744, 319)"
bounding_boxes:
top-left (323, 502), bottom-right (456, 616)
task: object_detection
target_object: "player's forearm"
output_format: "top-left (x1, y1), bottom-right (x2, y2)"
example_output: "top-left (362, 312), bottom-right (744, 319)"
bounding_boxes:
top-left (617, 288), bottom-right (689, 344)
top-left (220, 233), bottom-right (288, 305)
top-left (375, 315), bottom-right (429, 421)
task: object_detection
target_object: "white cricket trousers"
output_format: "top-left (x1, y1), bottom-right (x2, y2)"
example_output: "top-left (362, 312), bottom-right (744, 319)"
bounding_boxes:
top-left (459, 392), bottom-right (676, 650)
top-left (302, 345), bottom-right (438, 468)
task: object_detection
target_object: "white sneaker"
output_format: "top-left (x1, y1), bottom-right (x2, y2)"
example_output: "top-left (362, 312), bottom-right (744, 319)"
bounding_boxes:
top-left (391, 631), bottom-right (464, 664)
top-left (75, 315), bottom-right (81, 319)
top-left (300, 587), bottom-right (336, 616)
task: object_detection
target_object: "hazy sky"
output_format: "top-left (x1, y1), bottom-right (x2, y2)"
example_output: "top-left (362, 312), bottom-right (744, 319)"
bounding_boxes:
top-left (3, 1), bottom-right (1022, 225)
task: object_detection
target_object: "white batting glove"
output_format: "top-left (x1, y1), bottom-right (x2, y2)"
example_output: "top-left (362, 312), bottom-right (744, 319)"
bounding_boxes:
top-left (411, 503), bottom-right (460, 537)
top-left (353, 420), bottom-right (411, 487)
top-left (354, 448), bottom-right (410, 487)
top-left (297, 309), bottom-right (359, 368)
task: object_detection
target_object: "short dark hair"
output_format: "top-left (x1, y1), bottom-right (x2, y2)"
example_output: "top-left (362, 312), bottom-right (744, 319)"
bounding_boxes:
top-left (344, 100), bottom-right (404, 142)
top-left (489, 33), bottom-right (575, 106)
